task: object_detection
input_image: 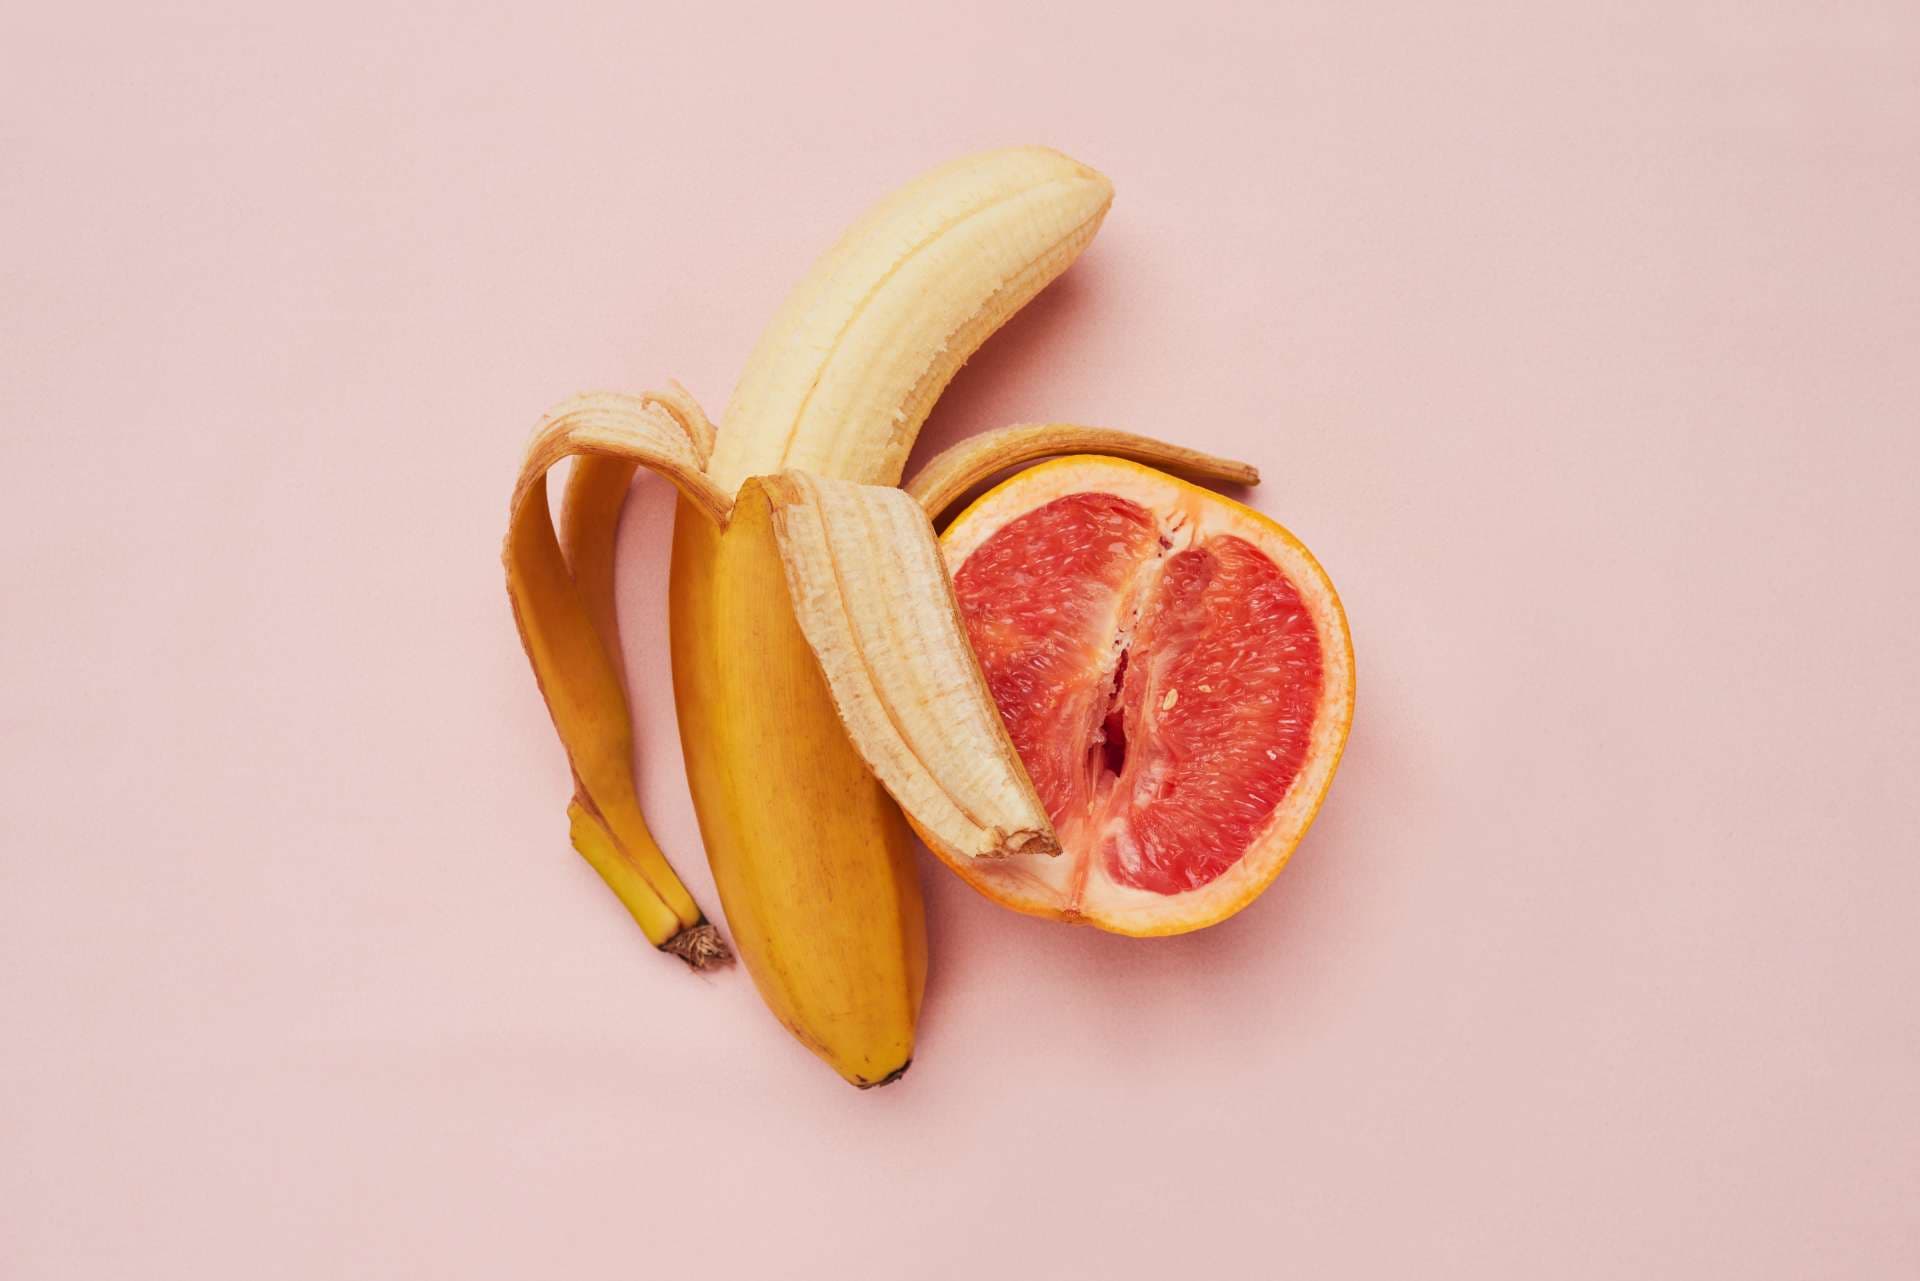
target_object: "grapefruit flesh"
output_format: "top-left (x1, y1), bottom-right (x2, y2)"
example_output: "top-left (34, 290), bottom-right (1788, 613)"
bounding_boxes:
top-left (939, 457), bottom-right (1353, 935)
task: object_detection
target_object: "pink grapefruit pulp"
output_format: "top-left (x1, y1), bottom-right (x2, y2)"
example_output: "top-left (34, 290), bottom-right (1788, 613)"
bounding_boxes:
top-left (938, 456), bottom-right (1353, 935)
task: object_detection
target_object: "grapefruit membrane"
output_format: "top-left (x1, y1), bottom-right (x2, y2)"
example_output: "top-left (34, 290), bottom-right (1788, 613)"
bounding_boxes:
top-left (938, 456), bottom-right (1354, 935)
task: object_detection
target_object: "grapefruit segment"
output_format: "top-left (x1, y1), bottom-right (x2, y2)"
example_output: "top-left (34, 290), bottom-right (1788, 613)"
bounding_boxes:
top-left (951, 491), bottom-right (1158, 829)
top-left (940, 457), bottom-right (1353, 935)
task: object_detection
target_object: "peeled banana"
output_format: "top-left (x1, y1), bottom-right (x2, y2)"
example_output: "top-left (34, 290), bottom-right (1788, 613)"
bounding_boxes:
top-left (504, 145), bottom-right (1258, 1086)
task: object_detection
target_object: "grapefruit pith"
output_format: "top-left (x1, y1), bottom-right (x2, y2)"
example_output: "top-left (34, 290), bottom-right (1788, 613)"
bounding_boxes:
top-left (937, 456), bottom-right (1354, 935)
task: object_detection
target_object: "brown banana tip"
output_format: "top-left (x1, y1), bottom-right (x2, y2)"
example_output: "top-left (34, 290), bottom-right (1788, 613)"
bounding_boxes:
top-left (661, 922), bottom-right (733, 971)
top-left (856, 1060), bottom-right (912, 1089)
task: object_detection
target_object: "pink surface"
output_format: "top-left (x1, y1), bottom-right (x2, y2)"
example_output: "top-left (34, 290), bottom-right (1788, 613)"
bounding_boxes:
top-left (4, 3), bottom-right (1918, 1276)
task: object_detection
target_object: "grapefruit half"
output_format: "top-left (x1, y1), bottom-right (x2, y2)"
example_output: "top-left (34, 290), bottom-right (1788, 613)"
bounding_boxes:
top-left (938, 456), bottom-right (1354, 935)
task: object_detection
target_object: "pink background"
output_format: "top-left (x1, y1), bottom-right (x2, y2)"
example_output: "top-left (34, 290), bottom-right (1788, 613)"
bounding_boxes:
top-left (4, 2), bottom-right (1917, 1276)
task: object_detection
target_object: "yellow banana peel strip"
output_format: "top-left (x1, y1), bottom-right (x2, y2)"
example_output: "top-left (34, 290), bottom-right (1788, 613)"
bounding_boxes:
top-left (566, 800), bottom-right (704, 963)
top-left (905, 423), bottom-right (1261, 522)
top-left (559, 384), bottom-right (716, 691)
top-left (761, 471), bottom-right (1059, 862)
top-left (506, 392), bottom-right (733, 968)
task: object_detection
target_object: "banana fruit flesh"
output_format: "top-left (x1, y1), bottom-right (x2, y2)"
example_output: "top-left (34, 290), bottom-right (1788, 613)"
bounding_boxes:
top-left (504, 145), bottom-right (1259, 1086)
top-left (707, 147), bottom-right (1115, 492)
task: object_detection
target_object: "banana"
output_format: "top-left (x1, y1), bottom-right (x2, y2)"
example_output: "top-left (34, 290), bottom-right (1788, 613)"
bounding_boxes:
top-left (669, 147), bottom-right (1110, 1083)
top-left (505, 145), bottom-right (1260, 1087)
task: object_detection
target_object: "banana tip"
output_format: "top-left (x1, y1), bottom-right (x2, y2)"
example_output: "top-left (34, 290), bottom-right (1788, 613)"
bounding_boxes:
top-left (856, 1060), bottom-right (912, 1089)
